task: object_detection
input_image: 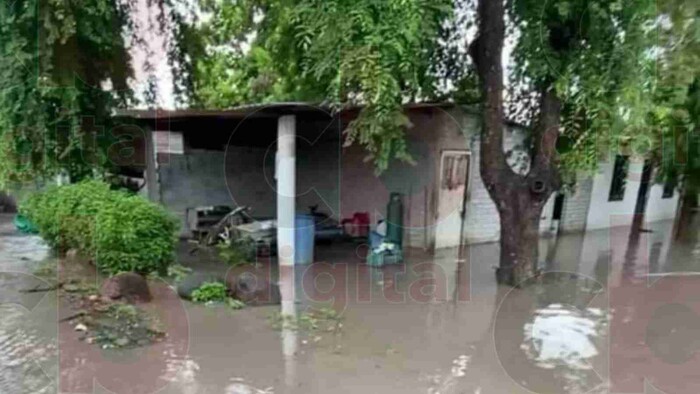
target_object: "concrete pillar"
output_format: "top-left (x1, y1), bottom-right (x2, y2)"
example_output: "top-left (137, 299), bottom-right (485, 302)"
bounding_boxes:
top-left (277, 115), bottom-right (296, 266)
top-left (144, 128), bottom-right (160, 203)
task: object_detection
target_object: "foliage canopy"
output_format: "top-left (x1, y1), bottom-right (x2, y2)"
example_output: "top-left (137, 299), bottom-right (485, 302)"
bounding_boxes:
top-left (0, 0), bottom-right (193, 186)
top-left (191, 0), bottom-right (452, 171)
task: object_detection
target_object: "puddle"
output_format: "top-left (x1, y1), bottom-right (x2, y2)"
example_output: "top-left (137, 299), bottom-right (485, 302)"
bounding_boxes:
top-left (1, 214), bottom-right (699, 393)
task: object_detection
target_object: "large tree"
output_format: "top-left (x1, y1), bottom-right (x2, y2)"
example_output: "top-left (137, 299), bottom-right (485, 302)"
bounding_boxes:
top-left (652, 0), bottom-right (700, 237)
top-left (469, 0), bottom-right (657, 285)
top-left (0, 0), bottom-right (192, 187)
top-left (190, 0), bottom-right (667, 285)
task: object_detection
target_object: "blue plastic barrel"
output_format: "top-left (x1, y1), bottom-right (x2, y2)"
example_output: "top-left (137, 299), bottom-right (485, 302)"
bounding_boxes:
top-left (294, 214), bottom-right (315, 264)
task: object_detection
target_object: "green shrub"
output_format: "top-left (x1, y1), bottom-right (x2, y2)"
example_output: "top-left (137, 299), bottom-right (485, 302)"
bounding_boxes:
top-left (20, 180), bottom-right (177, 275)
top-left (21, 180), bottom-right (114, 250)
top-left (93, 193), bottom-right (177, 275)
top-left (190, 281), bottom-right (228, 303)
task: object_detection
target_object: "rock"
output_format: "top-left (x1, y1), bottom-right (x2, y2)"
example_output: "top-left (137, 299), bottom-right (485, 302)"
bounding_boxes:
top-left (176, 273), bottom-right (225, 300)
top-left (227, 272), bottom-right (281, 306)
top-left (74, 323), bottom-right (88, 332)
top-left (101, 272), bottom-right (152, 303)
top-left (62, 284), bottom-right (80, 293)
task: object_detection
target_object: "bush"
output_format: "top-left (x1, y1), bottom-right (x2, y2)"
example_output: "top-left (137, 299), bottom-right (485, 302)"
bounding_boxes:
top-left (20, 180), bottom-right (177, 275)
top-left (21, 180), bottom-right (114, 250)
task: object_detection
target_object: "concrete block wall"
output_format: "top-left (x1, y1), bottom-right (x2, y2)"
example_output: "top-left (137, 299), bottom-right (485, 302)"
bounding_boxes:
top-left (460, 122), bottom-right (558, 244)
top-left (645, 175), bottom-right (679, 223)
top-left (585, 157), bottom-right (645, 230)
top-left (296, 138), bottom-right (341, 220)
top-left (461, 140), bottom-right (502, 244)
top-left (560, 177), bottom-right (593, 233)
top-left (157, 146), bottom-right (277, 234)
top-left (157, 141), bottom-right (343, 235)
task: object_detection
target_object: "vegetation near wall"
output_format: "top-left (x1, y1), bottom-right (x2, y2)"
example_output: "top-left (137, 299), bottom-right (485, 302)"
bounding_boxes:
top-left (20, 180), bottom-right (177, 276)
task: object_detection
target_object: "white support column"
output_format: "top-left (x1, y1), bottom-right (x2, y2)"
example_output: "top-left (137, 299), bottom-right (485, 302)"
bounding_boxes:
top-left (277, 115), bottom-right (296, 266)
top-left (277, 116), bottom-right (298, 385)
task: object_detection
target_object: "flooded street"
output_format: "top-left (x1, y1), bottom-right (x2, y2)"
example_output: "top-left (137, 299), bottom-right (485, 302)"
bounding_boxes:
top-left (1, 214), bottom-right (699, 394)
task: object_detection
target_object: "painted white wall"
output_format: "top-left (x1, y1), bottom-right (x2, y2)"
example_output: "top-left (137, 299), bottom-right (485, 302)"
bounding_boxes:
top-left (585, 157), bottom-right (644, 230)
top-left (644, 181), bottom-right (679, 223)
top-left (539, 194), bottom-right (557, 233)
top-left (560, 178), bottom-right (593, 233)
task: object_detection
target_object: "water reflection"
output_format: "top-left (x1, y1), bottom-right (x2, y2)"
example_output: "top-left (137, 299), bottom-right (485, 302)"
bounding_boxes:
top-left (0, 218), bottom-right (58, 394)
top-left (523, 304), bottom-right (605, 370)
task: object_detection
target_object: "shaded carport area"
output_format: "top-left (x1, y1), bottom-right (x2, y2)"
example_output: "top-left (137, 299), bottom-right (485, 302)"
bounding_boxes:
top-left (117, 103), bottom-right (346, 267)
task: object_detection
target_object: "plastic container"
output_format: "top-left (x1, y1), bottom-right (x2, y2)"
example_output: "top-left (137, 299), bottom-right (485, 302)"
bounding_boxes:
top-left (13, 214), bottom-right (38, 234)
top-left (386, 193), bottom-right (403, 246)
top-left (342, 212), bottom-right (370, 238)
top-left (369, 231), bottom-right (384, 250)
top-left (294, 214), bottom-right (315, 264)
top-left (367, 249), bottom-right (403, 267)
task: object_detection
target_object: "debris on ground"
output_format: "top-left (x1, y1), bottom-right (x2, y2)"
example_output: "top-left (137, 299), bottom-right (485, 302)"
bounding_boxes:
top-left (267, 307), bottom-right (343, 333)
top-left (87, 302), bottom-right (165, 349)
top-left (34, 257), bottom-right (167, 350)
top-left (63, 288), bottom-right (165, 349)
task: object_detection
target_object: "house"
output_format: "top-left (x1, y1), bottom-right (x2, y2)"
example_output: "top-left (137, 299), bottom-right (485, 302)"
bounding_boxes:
top-left (113, 102), bottom-right (680, 260)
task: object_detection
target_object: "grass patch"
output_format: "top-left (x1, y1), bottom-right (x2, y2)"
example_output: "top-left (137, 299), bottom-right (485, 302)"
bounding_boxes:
top-left (190, 281), bottom-right (246, 310)
top-left (191, 281), bottom-right (228, 303)
top-left (268, 307), bottom-right (343, 332)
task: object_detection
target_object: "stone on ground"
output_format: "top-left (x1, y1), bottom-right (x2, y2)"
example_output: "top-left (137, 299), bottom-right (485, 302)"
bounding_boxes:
top-left (101, 272), bottom-right (152, 303)
top-left (227, 272), bottom-right (280, 306)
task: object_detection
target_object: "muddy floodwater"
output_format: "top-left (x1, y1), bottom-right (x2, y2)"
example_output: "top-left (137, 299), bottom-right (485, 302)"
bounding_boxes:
top-left (1, 213), bottom-right (700, 394)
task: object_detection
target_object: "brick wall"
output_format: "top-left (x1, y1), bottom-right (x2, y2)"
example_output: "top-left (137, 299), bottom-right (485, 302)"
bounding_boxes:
top-left (560, 177), bottom-right (593, 233)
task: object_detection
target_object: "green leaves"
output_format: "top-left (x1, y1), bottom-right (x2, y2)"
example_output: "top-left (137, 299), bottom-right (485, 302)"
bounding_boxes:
top-left (506, 0), bottom-right (664, 182)
top-left (190, 0), bottom-right (451, 171)
top-left (20, 180), bottom-right (178, 276)
top-left (191, 281), bottom-right (228, 303)
top-left (0, 0), bottom-right (134, 186)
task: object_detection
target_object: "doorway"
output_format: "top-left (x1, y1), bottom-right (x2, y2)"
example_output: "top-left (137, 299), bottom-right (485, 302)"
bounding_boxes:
top-left (435, 150), bottom-right (470, 249)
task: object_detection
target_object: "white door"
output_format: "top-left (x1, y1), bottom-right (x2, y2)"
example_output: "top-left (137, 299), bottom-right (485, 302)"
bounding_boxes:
top-left (435, 150), bottom-right (470, 249)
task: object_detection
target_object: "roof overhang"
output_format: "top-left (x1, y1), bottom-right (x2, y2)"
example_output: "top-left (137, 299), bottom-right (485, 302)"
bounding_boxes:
top-left (115, 101), bottom-right (457, 120)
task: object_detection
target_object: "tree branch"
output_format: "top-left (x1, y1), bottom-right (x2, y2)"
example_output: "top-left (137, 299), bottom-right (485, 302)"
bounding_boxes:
top-left (528, 87), bottom-right (563, 197)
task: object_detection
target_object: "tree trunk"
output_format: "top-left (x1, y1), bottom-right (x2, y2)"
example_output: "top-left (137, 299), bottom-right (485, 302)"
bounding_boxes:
top-left (495, 187), bottom-right (546, 285)
top-left (675, 184), bottom-right (698, 240)
top-left (470, 0), bottom-right (561, 286)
